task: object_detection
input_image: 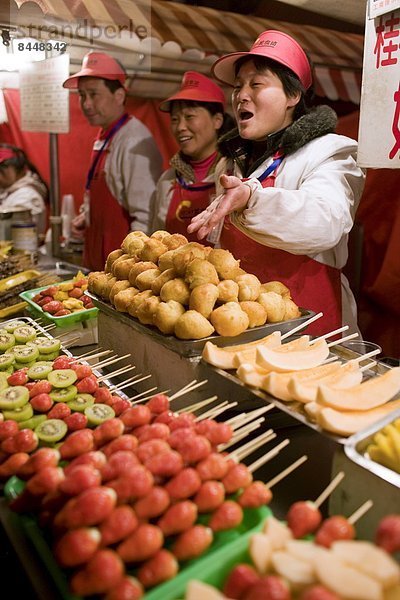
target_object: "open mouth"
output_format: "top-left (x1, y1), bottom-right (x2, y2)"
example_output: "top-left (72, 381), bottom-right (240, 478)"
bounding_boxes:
top-left (239, 110), bottom-right (253, 121)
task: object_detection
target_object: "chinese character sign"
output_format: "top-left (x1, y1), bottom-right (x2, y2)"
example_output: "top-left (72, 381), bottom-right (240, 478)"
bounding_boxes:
top-left (358, 9), bottom-right (400, 167)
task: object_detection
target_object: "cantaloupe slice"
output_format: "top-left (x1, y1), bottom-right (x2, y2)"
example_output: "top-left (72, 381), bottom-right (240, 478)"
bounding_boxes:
top-left (317, 367), bottom-right (400, 411)
top-left (261, 362), bottom-right (342, 401)
top-left (201, 330), bottom-right (281, 370)
top-left (256, 338), bottom-right (330, 373)
top-left (233, 335), bottom-right (310, 369)
top-left (303, 402), bottom-right (321, 421)
top-left (384, 584), bottom-right (400, 600)
top-left (185, 580), bottom-right (227, 600)
top-left (313, 549), bottom-right (383, 600)
top-left (288, 362), bottom-right (363, 404)
top-left (316, 399), bottom-right (400, 436)
top-left (236, 363), bottom-right (270, 388)
top-left (331, 540), bottom-right (400, 588)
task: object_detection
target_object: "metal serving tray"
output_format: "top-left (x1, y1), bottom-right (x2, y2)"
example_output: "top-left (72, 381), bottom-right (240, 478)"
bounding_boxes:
top-left (345, 407), bottom-right (400, 488)
top-left (86, 291), bottom-right (316, 358)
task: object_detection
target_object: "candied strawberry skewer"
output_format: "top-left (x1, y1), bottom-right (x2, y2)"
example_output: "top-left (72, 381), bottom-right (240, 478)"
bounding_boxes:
top-left (315, 499), bottom-right (374, 548)
top-left (375, 514), bottom-right (400, 554)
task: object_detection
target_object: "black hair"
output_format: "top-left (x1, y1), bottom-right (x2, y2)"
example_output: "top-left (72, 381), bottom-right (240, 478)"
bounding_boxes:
top-left (0, 143), bottom-right (49, 200)
top-left (103, 79), bottom-right (125, 94)
top-left (170, 99), bottom-right (235, 136)
top-left (234, 55), bottom-right (315, 120)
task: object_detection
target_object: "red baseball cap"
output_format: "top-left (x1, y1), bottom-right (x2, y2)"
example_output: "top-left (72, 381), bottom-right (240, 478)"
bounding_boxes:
top-left (63, 51), bottom-right (126, 89)
top-left (0, 147), bottom-right (18, 164)
top-left (212, 30), bottom-right (312, 90)
top-left (159, 71), bottom-right (226, 112)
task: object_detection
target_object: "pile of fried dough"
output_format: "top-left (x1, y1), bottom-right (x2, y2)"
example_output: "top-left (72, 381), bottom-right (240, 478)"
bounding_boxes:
top-left (87, 230), bottom-right (301, 340)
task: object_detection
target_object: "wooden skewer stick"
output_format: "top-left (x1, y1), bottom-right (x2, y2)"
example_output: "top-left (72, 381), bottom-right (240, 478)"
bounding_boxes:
top-left (57, 329), bottom-right (78, 339)
top-left (70, 346), bottom-right (104, 359)
top-left (97, 364), bottom-right (136, 382)
top-left (169, 379), bottom-right (208, 402)
top-left (281, 311), bottom-right (323, 341)
top-left (231, 405), bottom-right (275, 431)
top-left (196, 401), bottom-right (238, 422)
top-left (348, 348), bottom-right (382, 364)
top-left (314, 471), bottom-right (345, 509)
top-left (63, 337), bottom-right (82, 348)
top-left (113, 373), bottom-right (152, 392)
top-left (229, 416), bottom-right (266, 441)
top-left (225, 412), bottom-right (247, 426)
top-left (71, 349), bottom-right (112, 363)
top-left (94, 353), bottom-right (132, 370)
top-left (322, 355), bottom-right (341, 365)
top-left (310, 325), bottom-right (349, 345)
top-left (248, 438), bottom-right (290, 474)
top-left (178, 396), bottom-right (218, 414)
top-left (360, 360), bottom-right (377, 372)
top-left (229, 429), bottom-right (276, 462)
top-left (169, 379), bottom-right (197, 400)
top-left (347, 499), bottom-right (374, 525)
top-left (130, 388), bottom-right (171, 403)
top-left (328, 332), bottom-right (359, 348)
top-left (128, 386), bottom-right (159, 403)
top-left (220, 419), bottom-right (264, 451)
top-left (109, 375), bottom-right (141, 391)
top-left (265, 455), bottom-right (308, 489)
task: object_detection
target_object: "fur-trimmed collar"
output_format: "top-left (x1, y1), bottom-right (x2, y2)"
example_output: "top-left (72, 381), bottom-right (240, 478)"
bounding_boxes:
top-left (218, 105), bottom-right (337, 176)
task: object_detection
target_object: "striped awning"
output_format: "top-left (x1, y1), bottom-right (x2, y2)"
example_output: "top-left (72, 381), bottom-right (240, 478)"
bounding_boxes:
top-left (11, 0), bottom-right (364, 104)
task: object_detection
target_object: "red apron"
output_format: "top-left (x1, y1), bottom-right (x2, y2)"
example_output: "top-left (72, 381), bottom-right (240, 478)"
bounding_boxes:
top-left (220, 165), bottom-right (342, 336)
top-left (83, 117), bottom-right (131, 272)
top-left (166, 180), bottom-right (216, 245)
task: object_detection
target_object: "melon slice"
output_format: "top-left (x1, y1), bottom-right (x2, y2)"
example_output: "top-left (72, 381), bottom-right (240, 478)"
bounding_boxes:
top-left (316, 399), bottom-right (400, 436)
top-left (186, 580), bottom-right (227, 600)
top-left (260, 362), bottom-right (342, 401)
top-left (317, 366), bottom-right (400, 411)
top-left (271, 550), bottom-right (316, 587)
top-left (331, 540), bottom-right (400, 588)
top-left (236, 363), bottom-right (270, 388)
top-left (304, 402), bottom-right (321, 421)
top-left (262, 515), bottom-right (293, 549)
top-left (286, 540), bottom-right (325, 563)
top-left (202, 330), bottom-right (281, 369)
top-left (289, 362), bottom-right (363, 404)
top-left (313, 549), bottom-right (383, 600)
top-left (232, 332), bottom-right (286, 368)
top-left (256, 338), bottom-right (330, 373)
top-left (249, 532), bottom-right (273, 574)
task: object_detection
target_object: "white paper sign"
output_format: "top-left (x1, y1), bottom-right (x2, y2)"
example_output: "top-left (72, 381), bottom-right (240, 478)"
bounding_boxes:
top-left (369, 0), bottom-right (400, 19)
top-left (358, 9), bottom-right (400, 168)
top-left (19, 54), bottom-right (70, 133)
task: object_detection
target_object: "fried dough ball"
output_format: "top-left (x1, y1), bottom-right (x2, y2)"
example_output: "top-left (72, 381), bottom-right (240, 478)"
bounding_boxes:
top-left (236, 273), bottom-right (261, 302)
top-left (101, 275), bottom-right (118, 301)
top-left (113, 287), bottom-right (140, 312)
top-left (151, 230), bottom-right (172, 242)
top-left (112, 257), bottom-right (138, 280)
top-left (259, 281), bottom-right (291, 298)
top-left (283, 297), bottom-right (301, 320)
top-left (258, 291), bottom-right (286, 323)
top-left (151, 268), bottom-right (177, 295)
top-left (174, 310), bottom-right (215, 340)
top-left (139, 238), bottom-right (168, 263)
top-left (189, 283), bottom-right (219, 318)
top-left (87, 271), bottom-right (108, 296)
top-left (210, 302), bottom-right (249, 337)
top-left (217, 280), bottom-right (239, 303)
top-left (136, 268), bottom-right (161, 291)
top-left (127, 237), bottom-right (147, 256)
top-left (127, 290), bottom-right (154, 318)
top-left (105, 249), bottom-right (125, 273)
top-left (128, 262), bottom-right (158, 286)
top-left (207, 249), bottom-right (241, 280)
top-left (172, 243), bottom-right (208, 276)
top-left (153, 300), bottom-right (185, 334)
top-left (109, 253), bottom-right (129, 275)
top-left (160, 278), bottom-right (190, 305)
top-left (185, 258), bottom-right (219, 289)
top-left (239, 301), bottom-right (267, 328)
top-left (136, 295), bottom-right (162, 325)
top-left (121, 231), bottom-right (148, 254)
top-left (164, 233), bottom-right (188, 251)
top-left (158, 250), bottom-right (177, 272)
top-left (109, 280), bottom-right (132, 305)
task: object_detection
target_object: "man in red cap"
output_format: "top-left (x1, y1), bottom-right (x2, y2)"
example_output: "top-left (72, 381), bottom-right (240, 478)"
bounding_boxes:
top-left (152, 71), bottom-right (232, 241)
top-left (188, 30), bottom-right (365, 336)
top-left (63, 51), bottom-right (162, 271)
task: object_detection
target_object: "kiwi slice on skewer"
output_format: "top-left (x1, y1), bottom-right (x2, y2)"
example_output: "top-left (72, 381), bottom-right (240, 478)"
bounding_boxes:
top-left (67, 393), bottom-right (95, 413)
top-left (27, 362), bottom-right (54, 380)
top-left (0, 372), bottom-right (9, 391)
top-left (0, 386), bottom-right (29, 410)
top-left (50, 385), bottom-right (77, 403)
top-left (85, 403), bottom-right (115, 426)
top-left (0, 332), bottom-right (15, 352)
top-left (38, 351), bottom-right (60, 362)
top-left (0, 354), bottom-right (15, 371)
top-left (13, 325), bottom-right (37, 344)
top-left (3, 402), bottom-right (34, 422)
top-left (2, 320), bottom-right (28, 333)
top-left (28, 337), bottom-right (61, 355)
top-left (11, 345), bottom-right (40, 364)
top-left (35, 418), bottom-right (68, 443)
top-left (18, 414), bottom-right (47, 430)
top-left (48, 369), bottom-right (77, 389)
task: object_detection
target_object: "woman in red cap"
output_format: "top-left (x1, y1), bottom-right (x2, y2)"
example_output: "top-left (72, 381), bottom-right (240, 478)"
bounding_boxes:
top-left (188, 31), bottom-right (365, 336)
top-left (153, 71), bottom-right (233, 241)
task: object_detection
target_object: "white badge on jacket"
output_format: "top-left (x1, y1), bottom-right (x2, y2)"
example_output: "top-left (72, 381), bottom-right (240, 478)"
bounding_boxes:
top-left (83, 190), bottom-right (91, 227)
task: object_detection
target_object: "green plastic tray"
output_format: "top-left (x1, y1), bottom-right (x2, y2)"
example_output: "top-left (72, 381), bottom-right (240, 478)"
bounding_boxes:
top-left (4, 476), bottom-right (271, 600)
top-left (19, 282), bottom-right (98, 327)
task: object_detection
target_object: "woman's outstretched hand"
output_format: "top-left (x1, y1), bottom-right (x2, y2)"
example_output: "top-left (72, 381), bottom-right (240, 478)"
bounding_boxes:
top-left (187, 174), bottom-right (251, 239)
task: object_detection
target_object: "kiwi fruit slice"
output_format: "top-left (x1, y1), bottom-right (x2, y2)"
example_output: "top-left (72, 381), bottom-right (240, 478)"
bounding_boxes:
top-left (14, 360), bottom-right (37, 372)
top-left (28, 337), bottom-right (61, 355)
top-left (0, 332), bottom-right (15, 352)
top-left (35, 418), bottom-right (68, 443)
top-left (38, 351), bottom-right (60, 362)
top-left (67, 393), bottom-right (95, 413)
top-left (0, 372), bottom-right (9, 391)
top-left (0, 354), bottom-right (15, 371)
top-left (13, 325), bottom-right (37, 344)
top-left (48, 369), bottom-right (78, 389)
top-left (11, 345), bottom-right (40, 364)
top-left (3, 402), bottom-right (34, 422)
top-left (27, 362), bottom-right (54, 380)
top-left (2, 320), bottom-right (27, 333)
top-left (18, 414), bottom-right (47, 430)
top-left (85, 403), bottom-right (115, 426)
top-left (0, 386), bottom-right (29, 410)
top-left (49, 385), bottom-right (77, 403)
